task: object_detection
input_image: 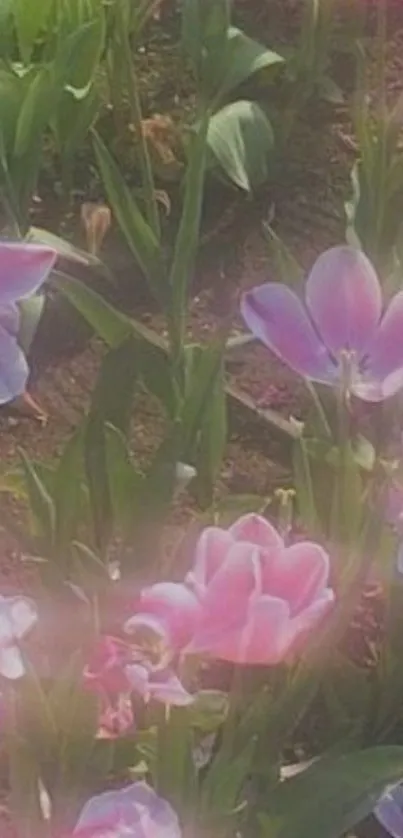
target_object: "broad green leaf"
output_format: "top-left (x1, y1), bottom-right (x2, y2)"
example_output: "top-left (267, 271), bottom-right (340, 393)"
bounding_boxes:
top-left (259, 746), bottom-right (403, 838)
top-left (56, 275), bottom-right (131, 347)
top-left (201, 738), bottom-right (255, 815)
top-left (156, 706), bottom-right (196, 810)
top-left (13, 0), bottom-right (54, 63)
top-left (104, 424), bottom-right (143, 535)
top-left (13, 67), bottom-right (53, 158)
top-left (27, 227), bottom-right (102, 267)
top-left (207, 101), bottom-right (274, 192)
top-left (182, 0), bottom-right (231, 98)
top-left (181, 334), bottom-right (227, 459)
top-left (93, 132), bottom-right (165, 301)
top-left (18, 294), bottom-right (45, 353)
top-left (218, 27), bottom-right (284, 99)
top-left (138, 340), bottom-right (178, 419)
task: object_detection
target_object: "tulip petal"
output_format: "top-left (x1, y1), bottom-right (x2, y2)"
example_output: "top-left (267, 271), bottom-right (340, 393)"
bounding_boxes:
top-left (375, 785), bottom-right (403, 838)
top-left (288, 589), bottom-right (335, 656)
top-left (127, 582), bottom-right (202, 650)
top-left (360, 291), bottom-right (403, 400)
top-left (305, 246), bottom-right (382, 357)
top-left (238, 595), bottom-right (291, 664)
top-left (186, 595), bottom-right (290, 664)
top-left (75, 782), bottom-right (182, 838)
top-left (8, 596), bottom-right (37, 638)
top-left (184, 544), bottom-right (261, 658)
top-left (229, 513), bottom-right (283, 551)
top-left (148, 669), bottom-right (194, 706)
top-left (263, 542), bottom-right (330, 616)
top-left (0, 243), bottom-right (56, 305)
top-left (0, 304), bottom-right (19, 336)
top-left (188, 527), bottom-right (233, 593)
top-left (0, 645), bottom-right (25, 679)
top-left (241, 283), bottom-right (335, 382)
top-left (0, 321), bottom-right (29, 403)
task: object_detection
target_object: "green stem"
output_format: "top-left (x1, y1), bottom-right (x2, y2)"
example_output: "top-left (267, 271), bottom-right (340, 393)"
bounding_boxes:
top-left (305, 379), bottom-right (332, 439)
top-left (374, 0), bottom-right (388, 265)
top-left (117, 0), bottom-right (160, 239)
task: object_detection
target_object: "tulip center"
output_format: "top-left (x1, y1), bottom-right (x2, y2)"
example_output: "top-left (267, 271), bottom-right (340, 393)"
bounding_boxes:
top-left (338, 348), bottom-right (360, 397)
top-left (129, 624), bottom-right (171, 668)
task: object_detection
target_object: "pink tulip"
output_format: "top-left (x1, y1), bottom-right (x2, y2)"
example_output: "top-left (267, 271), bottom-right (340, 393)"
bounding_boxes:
top-left (184, 513), bottom-right (334, 665)
top-left (125, 582), bottom-right (202, 655)
top-left (71, 782), bottom-right (182, 838)
top-left (241, 246), bottom-right (403, 401)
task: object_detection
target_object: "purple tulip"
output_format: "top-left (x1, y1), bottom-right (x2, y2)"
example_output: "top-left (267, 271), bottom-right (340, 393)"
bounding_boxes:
top-left (0, 242), bottom-right (56, 403)
top-left (375, 784), bottom-right (403, 838)
top-left (72, 782), bottom-right (182, 838)
top-left (241, 246), bottom-right (403, 401)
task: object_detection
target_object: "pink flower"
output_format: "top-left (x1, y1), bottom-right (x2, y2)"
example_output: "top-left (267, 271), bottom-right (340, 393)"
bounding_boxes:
top-left (241, 246), bottom-right (403, 401)
top-left (183, 513), bottom-right (334, 665)
top-left (72, 782), bottom-right (182, 838)
top-left (0, 243), bottom-right (56, 403)
top-left (84, 635), bottom-right (193, 736)
top-left (125, 582), bottom-right (202, 654)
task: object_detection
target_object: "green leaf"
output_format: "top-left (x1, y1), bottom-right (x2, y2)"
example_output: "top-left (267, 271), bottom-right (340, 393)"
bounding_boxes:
top-left (187, 690), bottom-right (229, 732)
top-left (260, 747), bottom-right (403, 838)
top-left (19, 448), bottom-right (56, 547)
top-left (27, 227), bottom-right (102, 267)
top-left (93, 132), bottom-right (165, 301)
top-left (56, 275), bottom-right (131, 347)
top-left (182, 0), bottom-right (231, 98)
top-left (156, 706), bottom-right (196, 810)
top-left (207, 101), bottom-right (274, 192)
top-left (13, 0), bottom-right (54, 63)
top-left (170, 109), bottom-right (210, 350)
top-left (195, 359), bottom-right (227, 506)
top-left (104, 424), bottom-right (143, 535)
top-left (181, 334), bottom-right (227, 459)
top-left (53, 425), bottom-right (85, 552)
top-left (201, 738), bottom-right (255, 815)
top-left (218, 27), bottom-right (284, 99)
top-left (18, 294), bottom-right (45, 353)
top-left (138, 340), bottom-right (179, 419)
top-left (85, 338), bottom-right (139, 550)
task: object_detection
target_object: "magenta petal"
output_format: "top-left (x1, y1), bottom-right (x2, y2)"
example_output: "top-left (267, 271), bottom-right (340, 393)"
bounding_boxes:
top-left (0, 243), bottom-right (56, 305)
top-left (229, 513), bottom-right (283, 551)
top-left (0, 322), bottom-right (29, 403)
top-left (241, 283), bottom-right (335, 382)
top-left (305, 246), bottom-right (382, 356)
